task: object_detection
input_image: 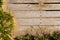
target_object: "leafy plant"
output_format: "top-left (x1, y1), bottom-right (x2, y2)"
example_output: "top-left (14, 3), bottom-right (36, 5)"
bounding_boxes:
top-left (0, 0), bottom-right (3, 7)
top-left (14, 34), bottom-right (40, 40)
top-left (53, 32), bottom-right (60, 40)
top-left (0, 0), bottom-right (14, 40)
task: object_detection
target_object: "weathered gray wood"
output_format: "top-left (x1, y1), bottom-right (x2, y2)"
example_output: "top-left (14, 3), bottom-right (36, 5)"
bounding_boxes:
top-left (13, 11), bottom-right (41, 18)
top-left (40, 18), bottom-right (60, 25)
top-left (16, 19), bottom-right (41, 25)
top-left (13, 11), bottom-right (60, 18)
top-left (9, 0), bottom-right (60, 3)
top-left (8, 4), bottom-right (60, 11)
top-left (16, 18), bottom-right (60, 25)
top-left (9, 0), bottom-right (37, 3)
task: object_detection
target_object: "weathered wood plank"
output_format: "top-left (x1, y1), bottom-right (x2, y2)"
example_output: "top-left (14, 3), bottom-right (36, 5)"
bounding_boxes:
top-left (9, 0), bottom-right (60, 3)
top-left (16, 19), bottom-right (41, 25)
top-left (13, 11), bottom-right (60, 18)
top-left (40, 18), bottom-right (60, 25)
top-left (41, 11), bottom-right (60, 17)
top-left (8, 4), bottom-right (60, 11)
top-left (17, 26), bottom-right (60, 31)
top-left (16, 18), bottom-right (60, 25)
top-left (13, 11), bottom-right (40, 18)
top-left (9, 0), bottom-right (37, 3)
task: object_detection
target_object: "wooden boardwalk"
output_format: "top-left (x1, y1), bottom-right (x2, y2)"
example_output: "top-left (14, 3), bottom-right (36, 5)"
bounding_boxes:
top-left (6, 0), bottom-right (60, 37)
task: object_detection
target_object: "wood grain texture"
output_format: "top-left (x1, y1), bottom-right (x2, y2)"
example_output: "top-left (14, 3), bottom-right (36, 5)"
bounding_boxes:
top-left (16, 18), bottom-right (60, 25)
top-left (13, 11), bottom-right (60, 18)
top-left (8, 4), bottom-right (60, 11)
top-left (9, 0), bottom-right (60, 3)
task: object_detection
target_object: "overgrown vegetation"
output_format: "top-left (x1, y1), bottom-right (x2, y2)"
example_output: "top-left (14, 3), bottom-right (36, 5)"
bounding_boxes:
top-left (1, 0), bottom-right (60, 40)
top-left (0, 0), bottom-right (3, 7)
top-left (14, 32), bottom-right (60, 40)
top-left (0, 0), bottom-right (14, 40)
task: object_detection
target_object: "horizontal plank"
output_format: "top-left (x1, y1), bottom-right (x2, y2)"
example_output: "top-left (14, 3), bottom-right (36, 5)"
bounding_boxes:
top-left (15, 26), bottom-right (31, 31)
top-left (40, 18), bottom-right (60, 25)
top-left (15, 26), bottom-right (60, 32)
top-left (9, 0), bottom-right (37, 3)
top-left (8, 4), bottom-right (60, 11)
top-left (13, 11), bottom-right (60, 18)
top-left (13, 11), bottom-right (40, 18)
top-left (16, 18), bottom-right (60, 25)
top-left (41, 11), bottom-right (60, 17)
top-left (9, 0), bottom-right (60, 3)
top-left (16, 19), bottom-right (41, 25)
top-left (16, 26), bottom-right (60, 31)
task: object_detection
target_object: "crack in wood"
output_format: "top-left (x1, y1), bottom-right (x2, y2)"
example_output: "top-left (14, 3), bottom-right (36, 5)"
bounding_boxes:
top-left (11, 3), bottom-right (39, 4)
top-left (45, 10), bottom-right (60, 11)
top-left (11, 2), bottom-right (60, 4)
top-left (44, 2), bottom-right (60, 4)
